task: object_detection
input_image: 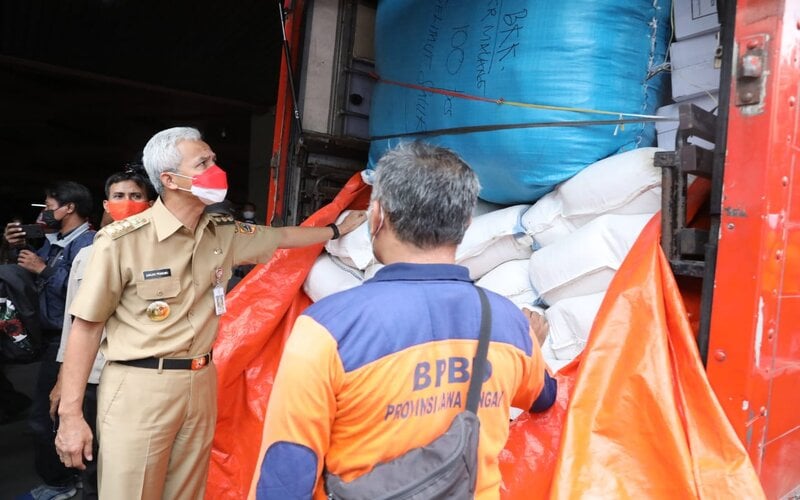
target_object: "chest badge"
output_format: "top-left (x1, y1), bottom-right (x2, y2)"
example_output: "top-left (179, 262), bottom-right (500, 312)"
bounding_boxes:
top-left (146, 301), bottom-right (171, 322)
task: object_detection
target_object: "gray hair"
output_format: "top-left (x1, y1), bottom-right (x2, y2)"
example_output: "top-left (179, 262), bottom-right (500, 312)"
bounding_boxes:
top-left (371, 142), bottom-right (480, 248)
top-left (142, 127), bottom-right (202, 194)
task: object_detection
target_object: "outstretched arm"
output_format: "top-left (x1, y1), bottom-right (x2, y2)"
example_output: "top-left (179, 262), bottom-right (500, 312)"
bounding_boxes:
top-left (275, 210), bottom-right (366, 249)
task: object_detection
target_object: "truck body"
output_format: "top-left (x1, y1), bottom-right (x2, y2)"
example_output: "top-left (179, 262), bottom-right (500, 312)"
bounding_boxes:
top-left (265, 0), bottom-right (800, 497)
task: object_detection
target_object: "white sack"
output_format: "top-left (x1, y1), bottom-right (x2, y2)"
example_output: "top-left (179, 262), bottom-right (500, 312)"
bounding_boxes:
top-left (529, 213), bottom-right (652, 305)
top-left (456, 205), bottom-right (530, 260)
top-left (559, 147), bottom-right (663, 217)
top-left (519, 193), bottom-right (572, 249)
top-left (456, 205), bottom-right (532, 279)
top-left (458, 234), bottom-right (533, 280)
top-left (475, 259), bottom-right (538, 308)
top-left (541, 292), bottom-right (606, 362)
top-left (325, 212), bottom-right (373, 270)
top-left (303, 252), bottom-right (363, 303)
top-left (522, 148), bottom-right (662, 247)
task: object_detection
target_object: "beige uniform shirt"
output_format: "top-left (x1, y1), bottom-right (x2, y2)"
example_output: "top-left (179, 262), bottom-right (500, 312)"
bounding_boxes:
top-left (69, 198), bottom-right (280, 361)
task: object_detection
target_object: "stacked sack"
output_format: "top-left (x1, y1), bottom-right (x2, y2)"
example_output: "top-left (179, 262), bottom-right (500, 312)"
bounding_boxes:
top-left (524, 147), bottom-right (663, 370)
top-left (304, 217), bottom-right (377, 303)
top-left (303, 202), bottom-right (533, 303)
top-left (304, 148), bottom-right (663, 371)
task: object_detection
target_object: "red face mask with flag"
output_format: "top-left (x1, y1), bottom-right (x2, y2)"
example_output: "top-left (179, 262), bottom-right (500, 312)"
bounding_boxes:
top-left (106, 200), bottom-right (151, 221)
top-left (172, 165), bottom-right (229, 205)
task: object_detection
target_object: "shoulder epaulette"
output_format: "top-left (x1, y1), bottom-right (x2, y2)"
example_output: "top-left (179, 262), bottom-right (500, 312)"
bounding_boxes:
top-left (208, 213), bottom-right (235, 226)
top-left (101, 215), bottom-right (150, 240)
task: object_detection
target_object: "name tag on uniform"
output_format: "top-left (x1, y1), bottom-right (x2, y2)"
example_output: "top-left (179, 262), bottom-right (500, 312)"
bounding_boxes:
top-left (213, 267), bottom-right (226, 315)
top-left (213, 286), bottom-right (226, 315)
top-left (143, 268), bottom-right (172, 280)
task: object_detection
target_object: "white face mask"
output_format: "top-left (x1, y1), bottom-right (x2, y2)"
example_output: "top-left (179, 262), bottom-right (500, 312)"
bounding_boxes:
top-left (366, 203), bottom-right (385, 266)
top-left (242, 211), bottom-right (255, 220)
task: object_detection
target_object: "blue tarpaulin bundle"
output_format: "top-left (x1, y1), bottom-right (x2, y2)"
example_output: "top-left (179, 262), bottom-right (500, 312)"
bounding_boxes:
top-left (368, 0), bottom-right (672, 204)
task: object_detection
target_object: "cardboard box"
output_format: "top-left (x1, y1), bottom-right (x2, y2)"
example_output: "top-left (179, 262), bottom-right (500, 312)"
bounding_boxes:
top-left (670, 30), bottom-right (721, 101)
top-left (656, 93), bottom-right (719, 150)
top-left (674, 0), bottom-right (720, 40)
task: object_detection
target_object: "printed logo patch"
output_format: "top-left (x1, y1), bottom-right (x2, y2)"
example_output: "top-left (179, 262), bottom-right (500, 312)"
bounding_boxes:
top-left (234, 222), bottom-right (256, 234)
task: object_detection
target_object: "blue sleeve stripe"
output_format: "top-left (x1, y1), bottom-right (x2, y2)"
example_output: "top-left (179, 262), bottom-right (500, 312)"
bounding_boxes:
top-left (256, 442), bottom-right (318, 500)
top-left (530, 371), bottom-right (557, 413)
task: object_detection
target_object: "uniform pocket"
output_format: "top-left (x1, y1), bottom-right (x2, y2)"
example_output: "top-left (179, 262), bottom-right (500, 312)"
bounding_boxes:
top-left (135, 277), bottom-right (181, 300)
top-left (98, 365), bottom-right (127, 428)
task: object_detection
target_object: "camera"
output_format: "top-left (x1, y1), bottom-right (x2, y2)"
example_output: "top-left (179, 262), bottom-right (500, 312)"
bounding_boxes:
top-left (19, 224), bottom-right (45, 241)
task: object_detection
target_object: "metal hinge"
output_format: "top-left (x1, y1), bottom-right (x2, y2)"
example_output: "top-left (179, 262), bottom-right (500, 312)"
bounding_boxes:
top-left (735, 34), bottom-right (768, 114)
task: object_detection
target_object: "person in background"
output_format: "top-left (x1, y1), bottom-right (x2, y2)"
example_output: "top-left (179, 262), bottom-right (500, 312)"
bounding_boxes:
top-left (54, 127), bottom-right (366, 499)
top-left (241, 202), bottom-right (258, 224)
top-left (0, 216), bottom-right (24, 265)
top-left (4, 181), bottom-right (96, 500)
top-left (49, 166), bottom-right (156, 500)
top-left (1, 215), bottom-right (38, 427)
top-left (254, 142), bottom-right (556, 499)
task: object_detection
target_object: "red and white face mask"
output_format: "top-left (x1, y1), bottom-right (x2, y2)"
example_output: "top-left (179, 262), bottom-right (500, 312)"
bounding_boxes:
top-left (172, 165), bottom-right (228, 205)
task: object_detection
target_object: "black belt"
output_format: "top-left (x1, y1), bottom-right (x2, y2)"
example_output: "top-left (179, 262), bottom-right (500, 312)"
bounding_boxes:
top-left (114, 352), bottom-right (212, 371)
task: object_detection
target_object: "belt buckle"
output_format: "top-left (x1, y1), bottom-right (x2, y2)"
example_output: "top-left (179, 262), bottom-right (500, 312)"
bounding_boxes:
top-left (191, 355), bottom-right (208, 370)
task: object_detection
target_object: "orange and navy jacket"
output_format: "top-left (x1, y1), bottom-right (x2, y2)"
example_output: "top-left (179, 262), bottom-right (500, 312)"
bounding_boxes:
top-left (252, 263), bottom-right (556, 500)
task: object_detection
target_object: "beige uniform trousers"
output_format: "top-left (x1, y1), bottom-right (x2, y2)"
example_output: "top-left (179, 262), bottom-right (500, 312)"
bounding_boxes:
top-left (96, 361), bottom-right (217, 499)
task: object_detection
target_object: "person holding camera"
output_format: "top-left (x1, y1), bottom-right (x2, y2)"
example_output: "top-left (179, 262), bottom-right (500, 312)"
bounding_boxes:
top-left (4, 181), bottom-right (95, 500)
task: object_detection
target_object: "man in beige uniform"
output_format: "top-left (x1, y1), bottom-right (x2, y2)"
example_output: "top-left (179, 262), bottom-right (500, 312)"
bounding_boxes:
top-left (54, 127), bottom-right (365, 499)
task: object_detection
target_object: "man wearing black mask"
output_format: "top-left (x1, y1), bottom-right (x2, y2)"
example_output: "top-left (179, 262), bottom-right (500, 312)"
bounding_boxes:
top-left (3, 181), bottom-right (95, 500)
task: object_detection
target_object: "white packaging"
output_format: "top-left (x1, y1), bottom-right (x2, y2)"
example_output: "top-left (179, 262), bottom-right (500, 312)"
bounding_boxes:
top-left (529, 213), bottom-right (652, 305)
top-left (541, 292), bottom-right (606, 363)
top-left (519, 192), bottom-right (572, 248)
top-left (673, 0), bottom-right (720, 41)
top-left (303, 253), bottom-right (363, 302)
top-left (475, 259), bottom-right (538, 308)
top-left (457, 234), bottom-right (533, 280)
top-left (656, 93), bottom-right (719, 150)
top-left (457, 205), bottom-right (530, 260)
top-left (456, 205), bottom-right (532, 279)
top-left (325, 212), bottom-right (373, 270)
top-left (522, 148), bottom-right (662, 247)
top-left (559, 148), bottom-right (662, 217)
top-left (670, 30), bottom-right (721, 101)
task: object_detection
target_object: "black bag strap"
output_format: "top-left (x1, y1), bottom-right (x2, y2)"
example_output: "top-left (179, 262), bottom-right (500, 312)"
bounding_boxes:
top-left (466, 286), bottom-right (492, 414)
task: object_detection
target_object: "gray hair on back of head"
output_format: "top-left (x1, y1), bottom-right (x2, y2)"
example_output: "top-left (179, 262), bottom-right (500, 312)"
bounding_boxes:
top-left (142, 127), bottom-right (202, 194)
top-left (371, 142), bottom-right (480, 248)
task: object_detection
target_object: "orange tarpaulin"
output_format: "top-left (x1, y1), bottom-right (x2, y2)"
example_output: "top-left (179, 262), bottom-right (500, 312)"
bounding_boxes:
top-left (207, 174), bottom-right (370, 500)
top-left (207, 175), bottom-right (763, 499)
top-left (497, 179), bottom-right (764, 499)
